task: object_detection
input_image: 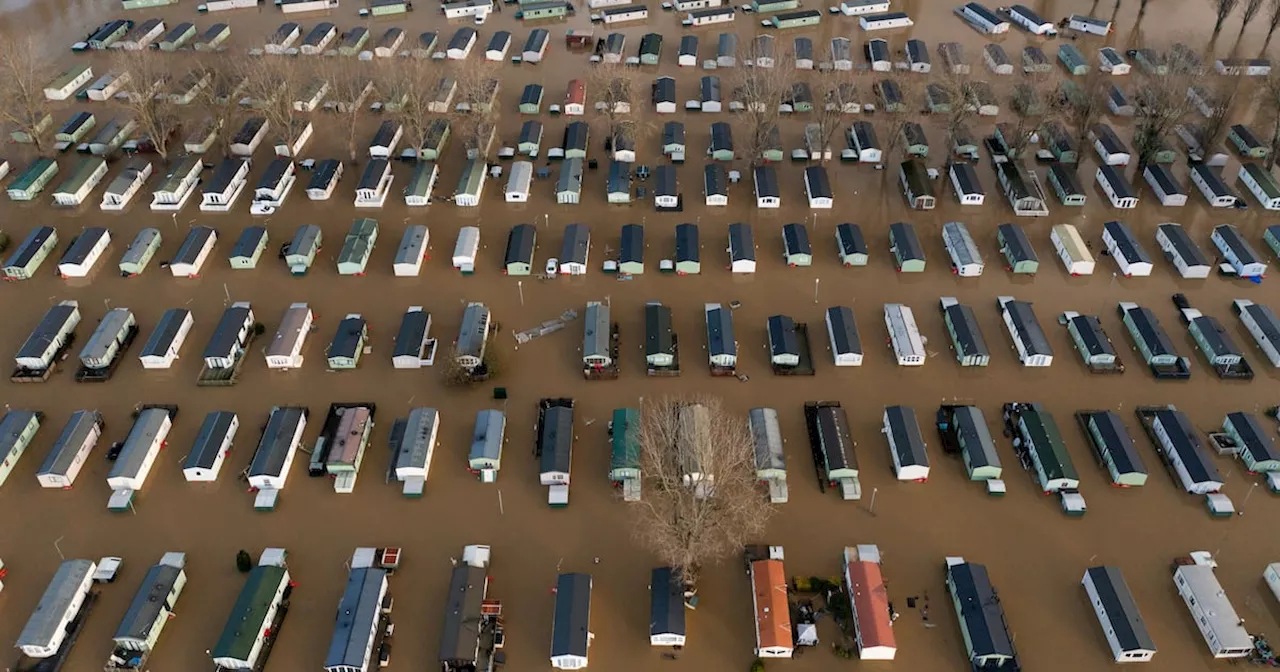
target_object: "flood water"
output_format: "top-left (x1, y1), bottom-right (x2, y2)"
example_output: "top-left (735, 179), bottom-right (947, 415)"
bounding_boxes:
top-left (2, 0), bottom-right (1280, 670)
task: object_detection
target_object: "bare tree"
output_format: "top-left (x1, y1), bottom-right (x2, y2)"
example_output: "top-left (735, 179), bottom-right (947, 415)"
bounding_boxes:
top-left (1001, 75), bottom-right (1056, 160)
top-left (1190, 75), bottom-right (1242, 157)
top-left (1211, 0), bottom-right (1240, 35)
top-left (1052, 69), bottom-right (1112, 162)
top-left (586, 61), bottom-right (646, 153)
top-left (629, 396), bottom-right (773, 587)
top-left (0, 35), bottom-right (55, 156)
top-left (322, 58), bottom-right (377, 162)
top-left (242, 55), bottom-right (311, 158)
top-left (874, 76), bottom-right (923, 164)
top-left (452, 60), bottom-right (502, 160)
top-left (112, 49), bottom-right (182, 161)
top-left (1133, 48), bottom-right (1196, 169)
top-left (726, 45), bottom-right (795, 168)
top-left (189, 53), bottom-right (249, 157)
top-left (929, 69), bottom-right (974, 158)
top-left (1266, 0), bottom-right (1280, 47)
top-left (1257, 71), bottom-right (1280, 168)
top-left (380, 57), bottom-right (445, 161)
top-left (1242, 0), bottom-right (1266, 33)
top-left (808, 67), bottom-right (859, 164)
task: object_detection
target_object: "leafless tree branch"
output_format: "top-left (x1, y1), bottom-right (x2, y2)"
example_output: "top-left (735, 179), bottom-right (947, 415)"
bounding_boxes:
top-left (380, 57), bottom-right (445, 161)
top-left (321, 58), bottom-right (377, 162)
top-left (112, 49), bottom-right (182, 161)
top-left (452, 60), bottom-right (502, 160)
top-left (242, 55), bottom-right (312, 158)
top-left (1211, 0), bottom-right (1240, 35)
top-left (188, 52), bottom-right (248, 158)
top-left (727, 45), bottom-right (795, 169)
top-left (1133, 47), bottom-right (1197, 168)
top-left (0, 34), bottom-right (55, 156)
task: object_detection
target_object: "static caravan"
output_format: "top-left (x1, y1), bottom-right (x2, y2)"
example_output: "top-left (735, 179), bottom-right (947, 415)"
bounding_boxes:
top-left (503, 224), bottom-right (537, 276)
top-left (265, 22), bottom-right (300, 55)
top-left (840, 0), bottom-right (889, 13)
top-left (945, 406), bottom-right (1001, 480)
top-left (229, 226), bottom-right (268, 270)
top-left (1229, 124), bottom-right (1268, 159)
top-left (1091, 125), bottom-right (1130, 166)
top-left (1235, 299), bottom-right (1280, 368)
top-left (942, 221), bottom-right (983, 277)
top-left (139, 308), bottom-right (193, 369)
top-left (704, 304), bottom-right (738, 371)
top-left (120, 18), bottom-right (165, 51)
top-left (302, 160), bottom-right (340, 202)
top-left (997, 223), bottom-right (1038, 274)
top-left (867, 39), bottom-right (892, 71)
top-left (537, 403), bottom-right (574, 493)
top-left (195, 23), bottom-right (231, 51)
top-left (825, 306), bottom-right (862, 366)
top-left (519, 120), bottom-right (543, 157)
top-left (550, 573), bottom-right (593, 668)
top-left (374, 27), bottom-right (405, 58)
top-left (849, 122), bottom-right (882, 163)
top-left (1080, 410), bottom-right (1147, 487)
top-left (524, 29), bottom-right (550, 63)
top-left (88, 20), bottom-right (130, 49)
top-left (170, 226), bottom-right (217, 278)
top-left (454, 159), bottom-right (486, 208)
top-left (1051, 224), bottom-right (1095, 275)
top-left (484, 30), bottom-right (511, 62)
top-left (689, 6), bottom-right (734, 24)
top-left (1047, 163), bottom-right (1086, 207)
top-left (101, 159), bottom-right (152, 211)
top-left (45, 65), bottom-right (93, 101)
top-left (468, 409), bottom-right (504, 479)
top-left (654, 164), bottom-right (679, 210)
top-left (1143, 164), bottom-right (1187, 207)
top-left (391, 308), bottom-right (434, 369)
top-left (556, 158), bottom-right (584, 205)
top-left (889, 222), bottom-right (926, 273)
top-left (950, 163), bottom-right (985, 205)
top-left (252, 157), bottom-right (294, 208)
top-left (618, 224), bottom-right (644, 275)
top-left (36, 411), bottom-right (102, 488)
top-left (836, 223), bottom-right (868, 267)
top-left (1108, 84), bottom-right (1134, 116)
top-left (106, 407), bottom-right (172, 494)
top-left (15, 559), bottom-right (97, 660)
top-left (14, 300), bottom-right (79, 374)
top-left (200, 159), bottom-right (249, 213)
top-left (1151, 409), bottom-right (1223, 494)
top-left (899, 160), bottom-right (935, 210)
top-left (453, 227), bottom-right (480, 273)
top-left (794, 36), bottom-right (814, 69)
top-left (9, 159), bottom-right (59, 202)
top-left (650, 566), bottom-right (687, 647)
top-left (859, 11), bottom-right (913, 30)
top-left (392, 407), bottom-right (438, 492)
top-left (840, 547), bottom-right (897, 660)
top-left (52, 155), bottom-right (108, 207)
top-left (559, 224), bottom-right (591, 275)
top-left (1023, 46), bottom-right (1051, 73)
top-left (884, 303), bottom-right (925, 366)
top-left (883, 406), bottom-right (929, 481)
top-left (878, 78), bottom-right (906, 111)
top-left (1058, 43), bottom-right (1088, 76)
top-left (941, 298), bottom-right (990, 366)
top-left (1008, 4), bottom-right (1055, 34)
top-left (367, 120), bottom-right (402, 161)
top-left (87, 72), bottom-right (128, 102)
top-left (355, 158), bottom-right (393, 208)
top-left (651, 77), bottom-right (676, 115)
top-left (945, 559), bottom-right (1019, 669)
top-left (1240, 163), bottom-right (1280, 210)
top-left (1103, 220), bottom-right (1154, 277)
top-left (296, 23), bottom-right (336, 55)
top-left (56, 111), bottom-right (96, 146)
top-left (1082, 566), bottom-right (1157, 663)
top-left (336, 218), bottom-right (378, 276)
top-left (1213, 223), bottom-right (1266, 278)
top-left (201, 302), bottom-right (253, 371)
top-left (662, 123), bottom-right (684, 161)
top-left (1189, 163), bottom-right (1237, 207)
top-left (1012, 403), bottom-right (1078, 492)
top-left (160, 23), bottom-right (196, 52)
top-left (939, 42), bottom-right (969, 74)
top-left (998, 296), bottom-right (1053, 367)
top-left (708, 122), bottom-right (733, 162)
top-left (283, 224), bottom-right (321, 275)
top-left (3, 226), bottom-right (59, 281)
top-left (1068, 13), bottom-right (1111, 35)
top-left (1217, 57), bottom-right (1272, 76)
top-left (724, 222), bottom-right (754, 273)
top-left (1098, 47), bottom-right (1129, 75)
top-left (782, 223), bottom-right (811, 267)
top-left (1224, 412), bottom-right (1280, 473)
top-left (1173, 554), bottom-right (1251, 658)
top-left (984, 44), bottom-right (1013, 75)
top-left (390, 225), bottom-right (428, 277)
top-left (150, 156), bottom-right (202, 213)
top-left (0, 410), bottom-right (41, 487)
top-left (749, 555), bottom-right (793, 658)
top-left (676, 223), bottom-right (701, 274)
top-left (210, 551), bottom-right (291, 668)
top-left (704, 164), bottom-right (728, 206)
top-left (601, 3), bottom-right (648, 23)
top-left (337, 26), bottom-right (370, 56)
top-left (264, 303), bottom-right (312, 370)
top-left (607, 160), bottom-right (633, 204)
top-left (1156, 223), bottom-right (1210, 279)
top-left (1187, 312), bottom-right (1249, 378)
top-left (1120, 303), bottom-right (1190, 378)
top-left (57, 227), bottom-right (111, 278)
top-left (830, 37), bottom-right (854, 70)
top-left (959, 2), bottom-right (1009, 33)
top-left (754, 166), bottom-right (781, 208)
top-left (78, 307), bottom-right (137, 375)
top-left (248, 407), bottom-right (307, 493)
top-left (1097, 165), bottom-right (1138, 209)
top-left (905, 39), bottom-right (930, 72)
top-left (678, 35), bottom-right (698, 67)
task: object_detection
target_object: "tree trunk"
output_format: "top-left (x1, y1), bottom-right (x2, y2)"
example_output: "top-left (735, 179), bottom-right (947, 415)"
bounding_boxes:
top-left (1268, 121), bottom-right (1280, 169)
top-left (1266, 24), bottom-right (1278, 48)
top-left (1215, 14), bottom-right (1228, 34)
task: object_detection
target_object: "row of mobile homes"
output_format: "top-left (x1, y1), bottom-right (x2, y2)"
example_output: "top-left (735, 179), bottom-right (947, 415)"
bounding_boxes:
top-left (248, 407), bottom-right (307, 508)
top-left (1172, 554), bottom-right (1251, 658)
top-left (1144, 407), bottom-right (1224, 495)
top-left (8, 158), bottom-right (58, 202)
top-left (1223, 411), bottom-right (1280, 473)
top-left (211, 549), bottom-right (291, 670)
top-left (106, 406), bottom-right (173, 506)
top-left (997, 223), bottom-right (1038, 274)
top-left (36, 410), bottom-right (102, 488)
top-left (286, 225), bottom-right (322, 275)
top-left (183, 411), bottom-right (238, 481)
top-left (1156, 223), bottom-right (1211, 278)
top-left (16, 559), bottom-right (98, 662)
top-left (1008, 402), bottom-right (1079, 492)
top-left (4, 226), bottom-right (58, 280)
top-left (940, 298), bottom-right (990, 366)
top-left (609, 408), bottom-right (641, 501)
top-left (139, 308), bottom-right (193, 369)
top-left (326, 315), bottom-right (368, 370)
top-left (1212, 223), bottom-right (1266, 278)
top-left (883, 405), bottom-right (929, 481)
top-left (1078, 410), bottom-right (1148, 487)
top-left (889, 222), bottom-right (925, 272)
top-left (150, 157), bottom-right (201, 212)
top-left (843, 545), bottom-right (896, 660)
top-left (1103, 220), bottom-right (1153, 277)
top-left (998, 297), bottom-right (1053, 367)
top-left (0, 410), bottom-right (41, 487)
top-left (171, 226), bottom-right (216, 278)
top-left (265, 303), bottom-right (313, 370)
top-left (1119, 302), bottom-right (1190, 378)
top-left (749, 549), bottom-right (793, 658)
top-left (1082, 566), bottom-right (1157, 663)
top-left (77, 307), bottom-right (137, 380)
top-left (15, 300), bottom-right (80, 376)
top-left (538, 400), bottom-right (574, 506)
top-left (120, 228), bottom-right (162, 277)
top-left (1051, 224), bottom-right (1095, 275)
top-left (58, 227), bottom-right (111, 278)
top-left (884, 303), bottom-right (925, 366)
top-left (1233, 299), bottom-right (1280, 368)
top-left (106, 552), bottom-right (187, 671)
top-left (825, 306), bottom-right (862, 366)
top-left (750, 407), bottom-right (787, 503)
top-left (945, 558), bottom-right (1019, 670)
top-left (101, 159), bottom-right (152, 211)
top-left (392, 407), bottom-right (438, 496)
top-left (53, 156), bottom-right (109, 206)
top-left (942, 221), bottom-right (983, 276)
top-left (806, 402), bottom-right (860, 499)
top-left (940, 405), bottom-right (1002, 481)
top-left (391, 307), bottom-right (434, 370)
top-left (705, 303), bottom-right (737, 373)
top-left (230, 226), bottom-right (268, 270)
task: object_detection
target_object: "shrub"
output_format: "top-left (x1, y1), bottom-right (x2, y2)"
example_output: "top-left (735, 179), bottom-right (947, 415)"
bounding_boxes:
top-left (236, 550), bottom-right (253, 573)
top-left (749, 658), bottom-right (766, 672)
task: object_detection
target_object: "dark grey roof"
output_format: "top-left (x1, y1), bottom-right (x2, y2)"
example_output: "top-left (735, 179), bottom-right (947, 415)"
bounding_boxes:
top-left (949, 562), bottom-right (1016, 659)
top-left (950, 162), bottom-right (983, 194)
top-left (18, 559), bottom-right (97, 651)
top-left (308, 159), bottom-right (341, 191)
top-left (141, 308), bottom-right (191, 359)
top-left (1098, 164), bottom-right (1134, 198)
top-left (173, 226), bottom-right (216, 265)
top-left (1125, 305), bottom-right (1177, 358)
top-left (640, 32), bottom-right (662, 55)
top-left (329, 316), bottom-right (366, 359)
top-left (205, 159), bottom-right (246, 194)
top-left (997, 223), bottom-right (1035, 263)
top-left (953, 406), bottom-right (999, 469)
top-left (663, 121), bottom-right (685, 147)
top-left (551, 573), bottom-right (592, 658)
top-left (1087, 411), bottom-right (1145, 476)
top-left (767, 315), bottom-right (799, 358)
top-left (1157, 224), bottom-right (1208, 266)
top-left (710, 122), bottom-right (732, 152)
top-left (675, 223), bottom-right (699, 263)
top-left (371, 120), bottom-right (399, 148)
top-left (60, 227), bottom-right (109, 266)
top-left (248, 407), bottom-right (307, 479)
top-left (728, 222), bottom-right (754, 262)
top-left (486, 30), bottom-right (511, 53)
top-left (804, 166), bottom-right (832, 199)
top-left (815, 404), bottom-right (856, 472)
top-left (1191, 315), bottom-right (1241, 357)
top-left (645, 303), bottom-right (674, 356)
top-left (793, 36), bottom-right (813, 60)
top-left (1145, 164), bottom-right (1182, 196)
top-left (906, 38), bottom-right (928, 63)
top-left (867, 38), bottom-right (890, 62)
top-left (438, 565), bottom-right (486, 663)
top-left (1103, 221), bottom-right (1151, 265)
top-left (256, 159), bottom-right (291, 192)
top-left (1191, 163), bottom-right (1231, 196)
top-left (783, 223), bottom-right (810, 256)
top-left (705, 305), bottom-right (735, 357)
top-left (185, 411), bottom-right (237, 471)
top-left (396, 407), bottom-right (438, 471)
top-left (1154, 409), bottom-right (1221, 484)
top-left (563, 121), bottom-right (589, 151)
top-left (885, 405), bottom-right (928, 467)
top-left (114, 560), bottom-right (184, 642)
top-left (358, 159), bottom-right (389, 191)
top-left (303, 22), bottom-right (335, 46)
top-left (539, 405), bottom-right (574, 475)
top-left (1231, 124), bottom-right (1262, 148)
top-left (560, 224), bottom-right (589, 264)
top-left (1049, 163), bottom-right (1083, 195)
top-left (1242, 302), bottom-right (1280, 352)
top-left (852, 121), bottom-right (879, 150)
top-left (654, 164), bottom-right (677, 197)
top-left (1227, 412), bottom-right (1280, 466)
top-left (325, 567), bottom-right (387, 669)
top-left (620, 224), bottom-right (644, 264)
top-left (680, 35), bottom-right (697, 56)
top-left (16, 302), bottom-right (78, 364)
top-left (878, 78), bottom-right (902, 103)
top-left (39, 411), bottom-right (100, 477)
top-left (1004, 300), bottom-right (1053, 357)
top-left (1084, 566), bottom-right (1155, 654)
top-left (232, 226), bottom-right (268, 260)
top-left (650, 567), bottom-right (685, 637)
top-left (836, 223), bottom-right (867, 257)
top-left (889, 222), bottom-right (924, 260)
top-left (504, 223), bottom-right (536, 267)
top-left (449, 27), bottom-right (476, 51)
top-left (652, 77), bottom-right (676, 105)
top-left (7, 226), bottom-right (55, 269)
top-left (1092, 124), bottom-right (1127, 155)
top-left (271, 22), bottom-right (299, 43)
top-left (754, 166), bottom-right (779, 198)
top-left (704, 164), bottom-right (727, 196)
top-left (203, 304), bottom-right (252, 360)
top-left (607, 161), bottom-right (632, 195)
top-left (232, 118), bottom-right (264, 146)
top-left (945, 303), bottom-right (990, 358)
top-left (393, 310), bottom-right (431, 358)
top-left (1069, 315), bottom-right (1115, 358)
top-left (59, 112), bottom-right (93, 136)
top-left (1214, 224), bottom-right (1261, 264)
top-left (519, 120), bottom-right (543, 147)
top-left (826, 306), bottom-right (860, 355)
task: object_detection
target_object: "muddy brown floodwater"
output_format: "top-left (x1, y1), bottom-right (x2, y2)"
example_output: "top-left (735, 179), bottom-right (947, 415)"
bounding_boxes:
top-left (2, 0), bottom-right (1280, 671)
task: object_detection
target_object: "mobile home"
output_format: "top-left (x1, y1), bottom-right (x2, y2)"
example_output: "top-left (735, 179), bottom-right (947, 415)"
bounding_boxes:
top-left (1172, 553), bottom-right (1251, 658)
top-left (16, 559), bottom-right (97, 659)
top-left (14, 300), bottom-right (79, 372)
top-left (676, 223), bottom-right (701, 274)
top-left (1212, 224), bottom-right (1266, 278)
top-left (997, 223), bottom-right (1038, 274)
top-left (1150, 408), bottom-right (1225, 493)
top-left (884, 303), bottom-right (925, 366)
top-left (1190, 163), bottom-right (1237, 208)
top-left (0, 410), bottom-right (40, 487)
top-left (210, 550), bottom-right (292, 669)
top-left (201, 302), bottom-right (253, 371)
top-left (248, 407), bottom-right (307, 492)
top-left (105, 552), bottom-right (186, 669)
top-left (106, 407), bottom-right (172, 493)
top-left (998, 296), bottom-right (1053, 367)
top-left (1156, 223), bottom-right (1211, 279)
top-left (391, 307), bottom-right (434, 369)
top-left (941, 298), bottom-right (990, 366)
top-left (1047, 163), bottom-right (1086, 207)
top-left (1234, 299), bottom-right (1280, 368)
top-left (200, 159), bottom-right (250, 213)
top-left (835, 223), bottom-right (868, 267)
top-left (45, 64), bottom-right (93, 101)
top-left (1051, 224), bottom-right (1095, 275)
top-left (336, 218), bottom-right (378, 276)
top-left (57, 227), bottom-right (111, 278)
top-left (170, 226), bottom-right (217, 278)
top-left (355, 159), bottom-right (393, 208)
top-left (78, 307), bottom-right (137, 375)
top-left (1102, 220), bottom-right (1154, 277)
top-left (858, 11), bottom-right (912, 30)
top-left (229, 226), bottom-right (268, 270)
top-left (843, 545), bottom-right (896, 660)
top-left (52, 157), bottom-right (108, 207)
top-left (36, 411), bottom-right (102, 488)
top-left (101, 159), bottom-right (152, 211)
top-left (945, 406), bottom-right (1002, 480)
top-left (889, 222), bottom-right (926, 272)
top-left (883, 405), bottom-right (929, 481)
top-left (454, 159), bottom-right (486, 208)
top-left (326, 316), bottom-right (368, 369)
top-left (1239, 163), bottom-right (1280, 210)
top-left (728, 222), bottom-right (755, 273)
top-left (1145, 164), bottom-right (1187, 207)
top-left (285, 225), bottom-right (322, 275)
top-left (9, 159), bottom-right (59, 202)
top-left (949, 163), bottom-right (985, 205)
top-left (1224, 411), bottom-right (1280, 473)
top-left (1082, 566), bottom-right (1156, 663)
top-left (705, 304), bottom-right (737, 371)
top-left (899, 160), bottom-right (935, 209)
top-left (550, 573), bottom-right (593, 668)
top-left (455, 302), bottom-right (491, 370)
top-left (468, 409), bottom-right (504, 479)
top-left (945, 559), bottom-right (1019, 669)
top-left (1120, 302), bottom-right (1190, 378)
top-left (453, 227), bottom-right (480, 274)
top-left (1097, 165), bottom-right (1138, 209)
top-left (392, 407), bottom-right (438, 493)
top-left (150, 157), bottom-right (201, 212)
top-left (138, 308), bottom-right (193, 369)
top-left (3, 226), bottom-right (57, 280)
top-left (1080, 410), bottom-right (1148, 487)
top-left (942, 221), bottom-right (983, 276)
top-left (265, 303), bottom-right (313, 370)
top-left (750, 554), bottom-right (793, 658)
top-left (1011, 402), bottom-right (1078, 492)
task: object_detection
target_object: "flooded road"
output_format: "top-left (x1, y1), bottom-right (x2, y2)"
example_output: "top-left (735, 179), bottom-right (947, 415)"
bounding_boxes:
top-left (3, 0), bottom-right (1280, 670)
